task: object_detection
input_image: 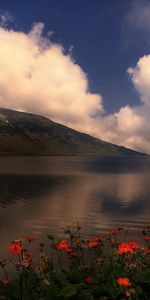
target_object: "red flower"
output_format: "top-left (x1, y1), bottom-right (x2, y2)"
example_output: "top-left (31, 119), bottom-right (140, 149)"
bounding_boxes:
top-left (13, 239), bottom-right (24, 243)
top-left (56, 240), bottom-right (72, 253)
top-left (88, 241), bottom-right (101, 248)
top-left (143, 248), bottom-right (150, 255)
top-left (128, 242), bottom-right (139, 250)
top-left (65, 246), bottom-right (72, 253)
top-left (85, 277), bottom-right (93, 283)
top-left (25, 236), bottom-right (36, 242)
top-left (108, 230), bottom-right (117, 235)
top-left (144, 236), bottom-right (150, 241)
top-left (93, 236), bottom-right (103, 242)
top-left (108, 238), bottom-right (115, 243)
top-left (117, 243), bottom-right (133, 255)
top-left (117, 277), bottom-right (131, 287)
top-left (8, 241), bottom-right (23, 255)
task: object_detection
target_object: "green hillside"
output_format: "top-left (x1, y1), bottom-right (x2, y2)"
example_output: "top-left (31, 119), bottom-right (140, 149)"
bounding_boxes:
top-left (0, 107), bottom-right (146, 156)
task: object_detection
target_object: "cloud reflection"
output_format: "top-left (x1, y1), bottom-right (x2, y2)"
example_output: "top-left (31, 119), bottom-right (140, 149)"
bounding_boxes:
top-left (0, 161), bottom-right (149, 259)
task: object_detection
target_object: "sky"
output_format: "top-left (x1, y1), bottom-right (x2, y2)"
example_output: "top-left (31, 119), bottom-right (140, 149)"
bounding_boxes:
top-left (0, 0), bottom-right (150, 153)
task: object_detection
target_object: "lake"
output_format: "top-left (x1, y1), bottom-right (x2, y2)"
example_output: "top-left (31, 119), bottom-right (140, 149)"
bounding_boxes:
top-left (0, 156), bottom-right (150, 256)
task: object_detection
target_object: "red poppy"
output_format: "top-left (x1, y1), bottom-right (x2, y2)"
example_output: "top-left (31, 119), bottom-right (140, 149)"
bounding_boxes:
top-left (88, 240), bottom-right (101, 248)
top-left (117, 243), bottom-right (133, 255)
top-left (93, 236), bottom-right (103, 242)
top-left (8, 242), bottom-right (23, 255)
top-left (143, 248), bottom-right (150, 255)
top-left (64, 246), bottom-right (72, 253)
top-left (13, 239), bottom-right (24, 243)
top-left (117, 277), bottom-right (131, 287)
top-left (144, 236), bottom-right (150, 241)
top-left (108, 230), bottom-right (117, 235)
top-left (85, 277), bottom-right (93, 283)
top-left (25, 236), bottom-right (36, 242)
top-left (56, 240), bottom-right (72, 253)
top-left (108, 238), bottom-right (115, 243)
top-left (128, 242), bottom-right (139, 250)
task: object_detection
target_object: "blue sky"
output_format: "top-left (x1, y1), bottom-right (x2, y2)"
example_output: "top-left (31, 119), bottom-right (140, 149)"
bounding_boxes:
top-left (0, 0), bottom-right (145, 112)
top-left (0, 0), bottom-right (150, 153)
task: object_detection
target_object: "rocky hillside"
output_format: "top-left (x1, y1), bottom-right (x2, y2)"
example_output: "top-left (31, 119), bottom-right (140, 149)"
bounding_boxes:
top-left (0, 107), bottom-right (146, 156)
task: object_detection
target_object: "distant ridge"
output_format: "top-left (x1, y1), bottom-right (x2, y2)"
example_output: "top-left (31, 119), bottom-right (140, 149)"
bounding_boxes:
top-left (0, 107), bottom-right (147, 156)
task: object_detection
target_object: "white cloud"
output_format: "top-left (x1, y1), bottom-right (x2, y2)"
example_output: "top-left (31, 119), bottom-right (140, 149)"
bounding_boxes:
top-left (0, 23), bottom-right (103, 130)
top-left (0, 22), bottom-right (149, 154)
top-left (99, 55), bottom-right (150, 154)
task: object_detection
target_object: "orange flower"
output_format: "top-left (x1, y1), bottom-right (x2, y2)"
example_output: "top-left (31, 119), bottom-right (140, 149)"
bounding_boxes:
top-left (56, 240), bottom-right (72, 253)
top-left (25, 236), bottom-right (36, 242)
top-left (85, 277), bottom-right (93, 283)
top-left (56, 239), bottom-right (67, 250)
top-left (128, 242), bottom-right (139, 250)
top-left (8, 241), bottom-right (23, 255)
top-left (88, 240), bottom-right (101, 248)
top-left (117, 277), bottom-right (131, 287)
top-left (117, 242), bottom-right (133, 254)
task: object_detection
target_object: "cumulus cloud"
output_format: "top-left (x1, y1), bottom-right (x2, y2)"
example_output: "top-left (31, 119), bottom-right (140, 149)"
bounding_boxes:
top-left (99, 55), bottom-right (150, 154)
top-left (0, 22), bottom-right (149, 154)
top-left (0, 23), bottom-right (103, 131)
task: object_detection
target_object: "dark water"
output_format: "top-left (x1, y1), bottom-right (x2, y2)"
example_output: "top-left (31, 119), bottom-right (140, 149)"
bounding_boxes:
top-left (0, 156), bottom-right (150, 255)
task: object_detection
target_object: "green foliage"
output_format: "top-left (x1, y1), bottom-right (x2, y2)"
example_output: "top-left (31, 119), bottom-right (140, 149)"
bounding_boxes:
top-left (0, 224), bottom-right (150, 299)
top-left (59, 285), bottom-right (77, 298)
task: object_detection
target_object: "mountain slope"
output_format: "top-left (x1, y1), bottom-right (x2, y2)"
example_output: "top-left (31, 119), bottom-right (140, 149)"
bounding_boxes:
top-left (0, 107), bottom-right (146, 156)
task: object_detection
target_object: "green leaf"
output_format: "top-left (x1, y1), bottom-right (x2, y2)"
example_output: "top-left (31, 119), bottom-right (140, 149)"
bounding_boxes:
top-left (55, 271), bottom-right (69, 286)
top-left (60, 285), bottom-right (77, 298)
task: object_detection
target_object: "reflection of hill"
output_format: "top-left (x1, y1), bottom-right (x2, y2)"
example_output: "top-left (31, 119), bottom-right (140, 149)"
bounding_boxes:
top-left (0, 175), bottom-right (67, 206)
top-left (83, 157), bottom-right (150, 173)
top-left (0, 162), bottom-right (150, 259)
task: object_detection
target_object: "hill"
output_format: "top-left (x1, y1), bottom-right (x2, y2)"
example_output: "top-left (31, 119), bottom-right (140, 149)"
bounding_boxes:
top-left (0, 107), bottom-right (146, 156)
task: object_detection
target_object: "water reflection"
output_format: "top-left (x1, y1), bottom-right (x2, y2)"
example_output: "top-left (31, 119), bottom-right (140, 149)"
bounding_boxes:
top-left (0, 157), bottom-right (149, 257)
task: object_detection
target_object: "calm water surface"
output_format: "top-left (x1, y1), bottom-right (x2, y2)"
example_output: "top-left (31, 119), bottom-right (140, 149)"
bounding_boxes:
top-left (0, 156), bottom-right (150, 255)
